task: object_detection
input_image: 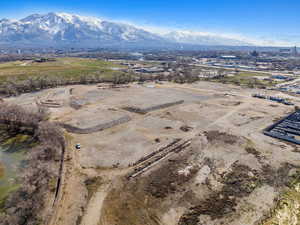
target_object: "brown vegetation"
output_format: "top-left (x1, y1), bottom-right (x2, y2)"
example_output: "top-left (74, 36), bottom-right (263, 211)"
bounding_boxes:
top-left (0, 73), bottom-right (133, 97)
top-left (204, 130), bottom-right (239, 145)
top-left (101, 182), bottom-right (161, 225)
top-left (178, 163), bottom-right (261, 225)
top-left (0, 103), bottom-right (65, 225)
top-left (0, 163), bottom-right (4, 178)
top-left (145, 158), bottom-right (198, 199)
top-left (0, 103), bottom-right (48, 133)
top-left (177, 162), bottom-right (299, 225)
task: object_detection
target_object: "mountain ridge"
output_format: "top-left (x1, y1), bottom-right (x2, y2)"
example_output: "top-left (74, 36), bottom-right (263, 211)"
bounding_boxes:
top-left (0, 12), bottom-right (252, 48)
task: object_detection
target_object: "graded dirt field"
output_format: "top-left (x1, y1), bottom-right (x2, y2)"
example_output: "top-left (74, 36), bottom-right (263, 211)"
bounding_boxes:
top-left (4, 81), bottom-right (300, 225)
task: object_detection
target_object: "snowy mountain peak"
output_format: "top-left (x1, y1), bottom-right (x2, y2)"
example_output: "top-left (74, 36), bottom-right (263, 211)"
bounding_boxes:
top-left (0, 12), bottom-right (166, 47)
top-left (20, 12), bottom-right (103, 31)
top-left (55, 12), bottom-right (102, 24)
top-left (0, 12), bottom-right (252, 48)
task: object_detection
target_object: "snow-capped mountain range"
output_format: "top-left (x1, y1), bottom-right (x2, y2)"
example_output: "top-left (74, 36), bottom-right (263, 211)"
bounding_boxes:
top-left (0, 12), bottom-right (251, 48)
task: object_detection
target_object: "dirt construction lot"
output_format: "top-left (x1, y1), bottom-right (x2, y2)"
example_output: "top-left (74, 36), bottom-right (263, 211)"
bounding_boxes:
top-left (6, 81), bottom-right (300, 225)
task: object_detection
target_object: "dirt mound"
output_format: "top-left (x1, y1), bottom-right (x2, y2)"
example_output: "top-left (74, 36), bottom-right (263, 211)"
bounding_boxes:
top-left (221, 101), bottom-right (243, 106)
top-left (204, 130), bottom-right (239, 145)
top-left (180, 125), bottom-right (193, 132)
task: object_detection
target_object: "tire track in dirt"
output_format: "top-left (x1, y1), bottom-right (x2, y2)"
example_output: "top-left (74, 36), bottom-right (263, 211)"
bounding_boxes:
top-left (80, 183), bottom-right (111, 225)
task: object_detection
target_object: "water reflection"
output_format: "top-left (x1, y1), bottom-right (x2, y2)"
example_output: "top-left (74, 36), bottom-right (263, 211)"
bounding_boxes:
top-left (0, 133), bottom-right (35, 203)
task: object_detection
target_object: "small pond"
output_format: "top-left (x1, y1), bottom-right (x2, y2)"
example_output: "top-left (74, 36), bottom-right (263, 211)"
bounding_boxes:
top-left (0, 133), bottom-right (35, 207)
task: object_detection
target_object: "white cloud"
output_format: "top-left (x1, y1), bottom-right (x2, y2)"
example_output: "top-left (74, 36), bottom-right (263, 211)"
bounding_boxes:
top-left (115, 21), bottom-right (296, 47)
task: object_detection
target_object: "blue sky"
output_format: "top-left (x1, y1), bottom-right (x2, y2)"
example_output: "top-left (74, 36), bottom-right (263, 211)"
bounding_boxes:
top-left (1, 0), bottom-right (300, 46)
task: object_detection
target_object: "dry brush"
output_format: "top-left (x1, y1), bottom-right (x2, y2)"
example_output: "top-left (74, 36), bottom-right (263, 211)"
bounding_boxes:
top-left (0, 103), bottom-right (65, 225)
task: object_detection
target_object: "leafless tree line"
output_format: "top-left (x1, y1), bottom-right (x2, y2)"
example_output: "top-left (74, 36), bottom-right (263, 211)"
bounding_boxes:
top-left (0, 103), bottom-right (65, 225)
top-left (137, 72), bottom-right (200, 84)
top-left (0, 64), bottom-right (203, 98)
top-left (0, 73), bottom-right (134, 97)
top-left (0, 104), bottom-right (47, 131)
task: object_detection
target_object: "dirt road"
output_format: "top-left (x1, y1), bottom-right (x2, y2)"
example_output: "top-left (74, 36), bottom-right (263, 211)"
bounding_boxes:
top-left (80, 183), bottom-right (111, 225)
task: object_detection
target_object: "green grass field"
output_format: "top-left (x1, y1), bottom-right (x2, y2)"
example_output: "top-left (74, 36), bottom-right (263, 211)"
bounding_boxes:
top-left (0, 57), bottom-right (127, 83)
top-left (238, 71), bottom-right (268, 77)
